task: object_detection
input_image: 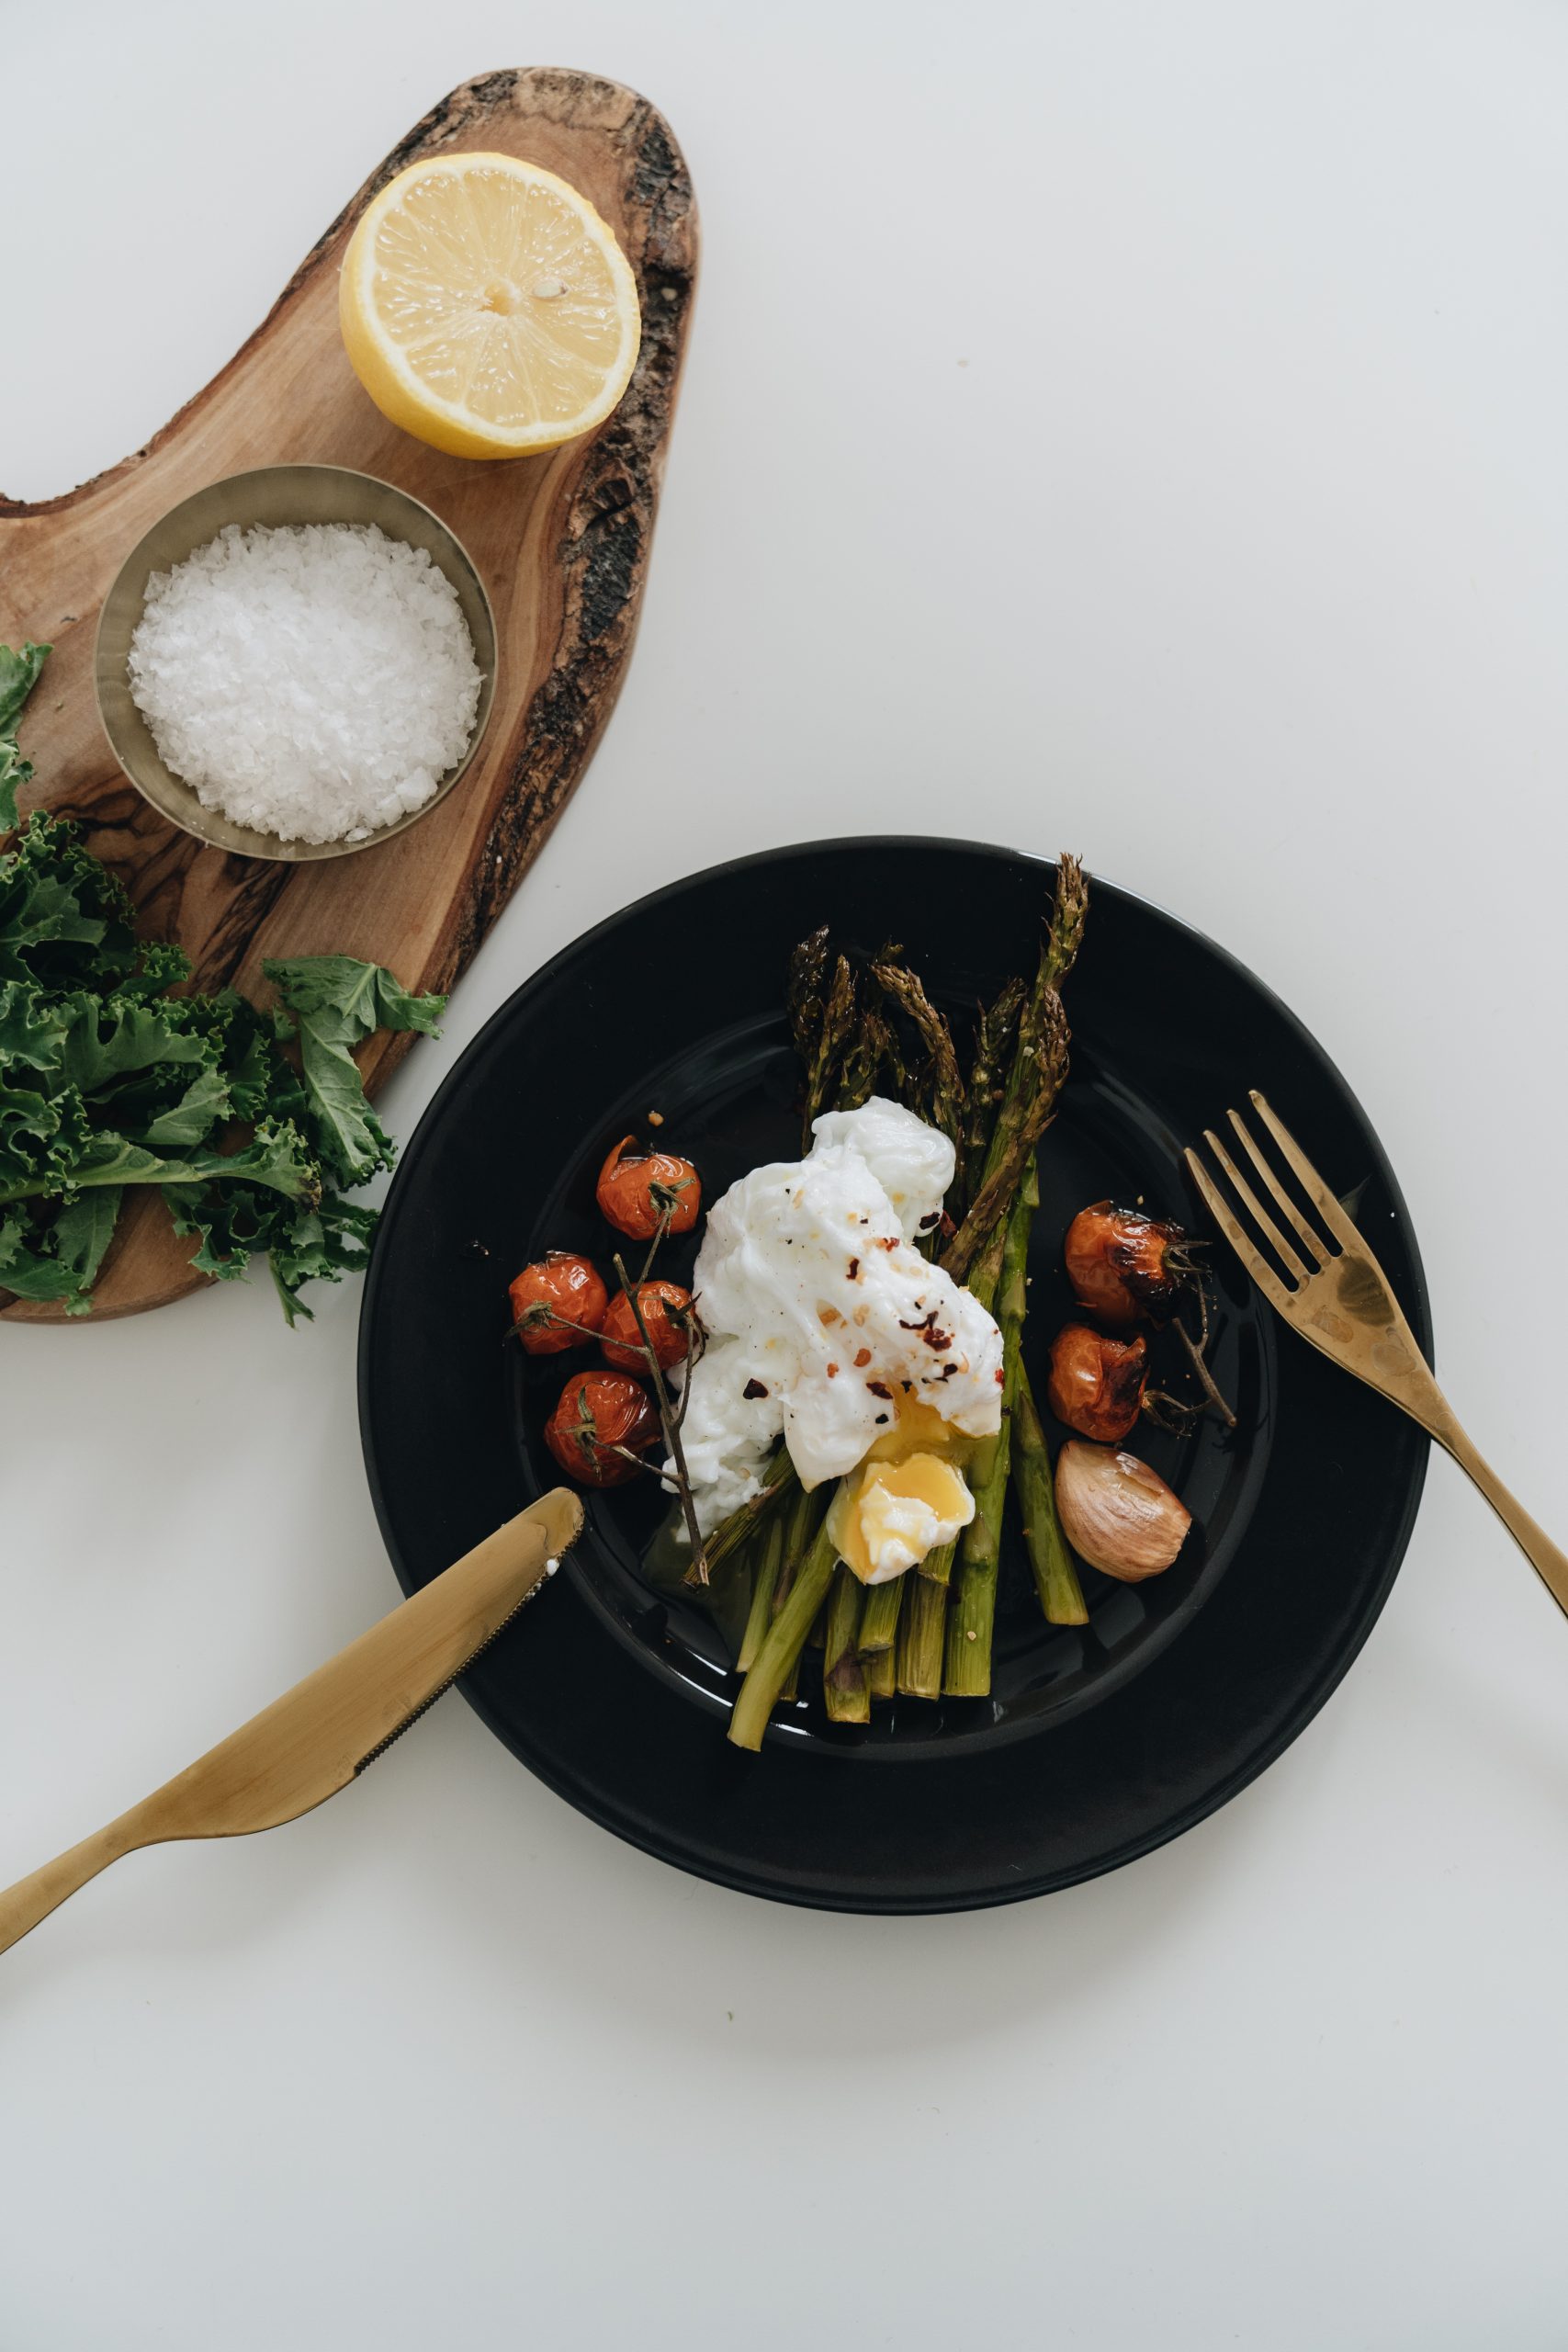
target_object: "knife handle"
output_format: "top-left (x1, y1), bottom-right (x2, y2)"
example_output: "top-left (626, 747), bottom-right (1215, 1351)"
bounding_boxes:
top-left (0, 1809), bottom-right (152, 1959)
top-left (0, 1490), bottom-right (582, 1959)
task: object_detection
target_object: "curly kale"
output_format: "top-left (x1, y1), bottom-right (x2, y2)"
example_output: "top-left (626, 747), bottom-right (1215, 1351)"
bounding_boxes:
top-left (0, 650), bottom-right (444, 1319)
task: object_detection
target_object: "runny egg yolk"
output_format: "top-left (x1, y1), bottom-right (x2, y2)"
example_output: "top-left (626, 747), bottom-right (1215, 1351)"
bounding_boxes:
top-left (826, 1401), bottom-right (977, 1585)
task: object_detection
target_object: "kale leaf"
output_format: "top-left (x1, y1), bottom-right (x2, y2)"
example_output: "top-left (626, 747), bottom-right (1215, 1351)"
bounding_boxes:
top-left (0, 650), bottom-right (445, 1317)
top-left (265, 956), bottom-right (445, 1188)
top-left (0, 643), bottom-right (51, 834)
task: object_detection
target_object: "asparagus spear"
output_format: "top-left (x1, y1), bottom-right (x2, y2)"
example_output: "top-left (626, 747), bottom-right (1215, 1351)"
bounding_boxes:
top-left (871, 962), bottom-right (965, 1167)
top-left (857, 1574), bottom-right (904, 1656)
top-left (1041, 852), bottom-right (1089, 992)
top-left (729, 1517), bottom-right (840, 1749)
top-left (905, 1128), bottom-right (1025, 1629)
top-left (897, 1571), bottom-right (949, 1699)
top-left (942, 993), bottom-right (1066, 1283)
top-left (691, 1446), bottom-right (800, 1587)
top-left (963, 1202), bottom-right (1010, 1317)
top-left (890, 940), bottom-right (1032, 1550)
top-left (985, 854), bottom-right (1087, 1180)
top-left (960, 977), bottom-right (1024, 1214)
top-left (773, 1483), bottom-right (828, 1702)
top-left (837, 1007), bottom-right (897, 1114)
top-left (791, 944), bottom-right (857, 1149)
top-left (736, 1514), bottom-right (785, 1673)
top-left (945, 1170), bottom-right (1034, 1696)
top-left (823, 1564), bottom-right (871, 1724)
top-left (917, 1533), bottom-right (958, 1589)
top-left (837, 944), bottom-right (905, 1112)
top-left (774, 1481), bottom-right (825, 1601)
top-left (943, 1366), bottom-right (1014, 1697)
top-left (942, 854), bottom-right (1086, 1284)
top-left (931, 859), bottom-right (1079, 1580)
top-left (785, 924), bottom-right (829, 1064)
top-left (866, 1642), bottom-right (897, 1701)
top-left (922, 1202), bottom-right (1011, 1607)
top-left (893, 1119), bottom-right (1043, 1693)
top-left (1012, 1363), bottom-right (1089, 1626)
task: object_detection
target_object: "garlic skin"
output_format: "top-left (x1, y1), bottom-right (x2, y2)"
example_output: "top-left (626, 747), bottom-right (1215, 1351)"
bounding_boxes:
top-left (1054, 1441), bottom-right (1190, 1580)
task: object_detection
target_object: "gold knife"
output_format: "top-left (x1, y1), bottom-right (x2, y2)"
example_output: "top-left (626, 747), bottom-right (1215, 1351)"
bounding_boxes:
top-left (0, 1487), bottom-right (583, 1958)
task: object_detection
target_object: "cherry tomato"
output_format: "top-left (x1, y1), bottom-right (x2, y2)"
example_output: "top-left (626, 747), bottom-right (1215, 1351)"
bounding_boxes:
top-left (595, 1134), bottom-right (701, 1241)
top-left (508, 1252), bottom-right (609, 1355)
top-left (600, 1280), bottom-right (694, 1373)
top-left (544, 1369), bottom-right (660, 1487)
top-left (1045, 1322), bottom-right (1149, 1443)
top-left (1063, 1202), bottom-right (1189, 1327)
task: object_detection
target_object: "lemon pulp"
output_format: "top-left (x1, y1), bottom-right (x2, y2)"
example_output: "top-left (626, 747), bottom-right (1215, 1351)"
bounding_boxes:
top-left (339, 153), bottom-right (641, 459)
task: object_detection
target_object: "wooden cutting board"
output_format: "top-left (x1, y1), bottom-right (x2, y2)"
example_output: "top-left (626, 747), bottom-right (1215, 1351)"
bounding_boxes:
top-left (0, 67), bottom-right (697, 1323)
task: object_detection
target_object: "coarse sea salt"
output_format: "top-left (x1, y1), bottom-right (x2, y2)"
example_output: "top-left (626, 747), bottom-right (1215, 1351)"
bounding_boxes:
top-left (127, 521), bottom-right (482, 845)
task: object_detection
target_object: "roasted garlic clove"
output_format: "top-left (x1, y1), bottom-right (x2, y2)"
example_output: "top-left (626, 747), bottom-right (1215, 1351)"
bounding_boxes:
top-left (1055, 1440), bottom-right (1191, 1580)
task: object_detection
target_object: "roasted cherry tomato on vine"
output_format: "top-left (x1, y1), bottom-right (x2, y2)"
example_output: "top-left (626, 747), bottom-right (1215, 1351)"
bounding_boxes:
top-left (544, 1369), bottom-right (660, 1487)
top-left (508, 1252), bottom-right (609, 1354)
top-left (1063, 1202), bottom-right (1190, 1327)
top-left (601, 1280), bottom-right (694, 1373)
top-left (595, 1135), bottom-right (701, 1241)
top-left (1045, 1322), bottom-right (1149, 1443)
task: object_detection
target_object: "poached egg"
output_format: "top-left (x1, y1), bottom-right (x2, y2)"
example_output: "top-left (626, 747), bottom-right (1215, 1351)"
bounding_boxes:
top-left (670, 1099), bottom-right (1003, 1577)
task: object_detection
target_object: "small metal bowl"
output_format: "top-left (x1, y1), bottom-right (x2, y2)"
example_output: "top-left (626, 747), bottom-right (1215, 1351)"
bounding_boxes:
top-left (95, 463), bottom-right (497, 864)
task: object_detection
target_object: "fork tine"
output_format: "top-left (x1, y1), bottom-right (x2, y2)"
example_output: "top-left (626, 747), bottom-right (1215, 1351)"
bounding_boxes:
top-left (1183, 1148), bottom-right (1296, 1313)
top-left (1226, 1107), bottom-right (1331, 1267)
top-left (1248, 1091), bottom-right (1364, 1254)
top-left (1201, 1128), bottom-right (1312, 1284)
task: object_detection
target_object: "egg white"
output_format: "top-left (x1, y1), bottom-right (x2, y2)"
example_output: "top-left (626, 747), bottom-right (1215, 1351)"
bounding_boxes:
top-left (669, 1099), bottom-right (1004, 1533)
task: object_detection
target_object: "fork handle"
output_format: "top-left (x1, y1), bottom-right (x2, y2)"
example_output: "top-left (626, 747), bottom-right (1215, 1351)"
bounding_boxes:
top-left (1425, 1414), bottom-right (1568, 1623)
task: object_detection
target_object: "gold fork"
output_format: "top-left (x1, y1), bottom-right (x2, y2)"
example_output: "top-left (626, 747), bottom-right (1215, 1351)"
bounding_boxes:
top-left (1185, 1091), bottom-right (1568, 1620)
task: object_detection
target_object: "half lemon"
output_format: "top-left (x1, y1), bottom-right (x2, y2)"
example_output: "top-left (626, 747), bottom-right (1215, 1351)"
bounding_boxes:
top-left (339, 153), bottom-right (641, 460)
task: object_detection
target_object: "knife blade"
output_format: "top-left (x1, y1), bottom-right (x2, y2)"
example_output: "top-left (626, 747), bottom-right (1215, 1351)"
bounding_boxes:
top-left (0, 1487), bottom-right (583, 1958)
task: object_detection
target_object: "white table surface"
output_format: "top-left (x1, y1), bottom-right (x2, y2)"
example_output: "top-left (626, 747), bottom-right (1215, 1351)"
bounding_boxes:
top-left (6, 4), bottom-right (1568, 2344)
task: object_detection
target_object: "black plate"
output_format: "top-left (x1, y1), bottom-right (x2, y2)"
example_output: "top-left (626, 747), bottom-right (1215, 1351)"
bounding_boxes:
top-left (359, 839), bottom-right (1430, 1912)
